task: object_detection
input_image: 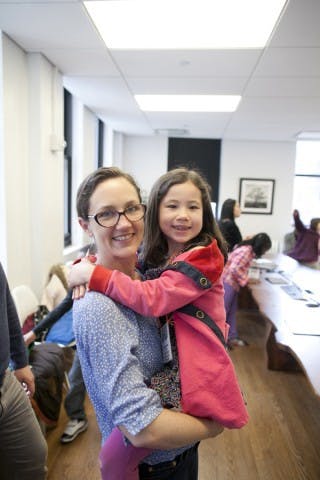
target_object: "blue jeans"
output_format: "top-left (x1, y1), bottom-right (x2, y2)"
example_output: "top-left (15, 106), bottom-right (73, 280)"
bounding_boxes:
top-left (139, 443), bottom-right (199, 480)
top-left (0, 370), bottom-right (48, 479)
top-left (64, 350), bottom-right (87, 420)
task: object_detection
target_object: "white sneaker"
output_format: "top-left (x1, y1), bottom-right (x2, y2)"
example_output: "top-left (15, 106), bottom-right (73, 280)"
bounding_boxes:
top-left (60, 419), bottom-right (88, 443)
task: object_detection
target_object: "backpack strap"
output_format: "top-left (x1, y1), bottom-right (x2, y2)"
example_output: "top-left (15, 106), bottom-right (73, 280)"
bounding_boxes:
top-left (164, 261), bottom-right (212, 290)
top-left (177, 304), bottom-right (227, 349)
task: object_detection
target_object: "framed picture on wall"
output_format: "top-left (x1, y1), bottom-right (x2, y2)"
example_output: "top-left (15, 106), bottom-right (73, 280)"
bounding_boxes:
top-left (239, 178), bottom-right (275, 214)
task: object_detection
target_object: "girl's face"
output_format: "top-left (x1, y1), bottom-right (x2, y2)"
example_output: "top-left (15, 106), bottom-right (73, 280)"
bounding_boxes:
top-left (159, 180), bottom-right (203, 256)
top-left (233, 201), bottom-right (241, 218)
top-left (316, 222), bottom-right (320, 235)
top-left (79, 177), bottom-right (144, 272)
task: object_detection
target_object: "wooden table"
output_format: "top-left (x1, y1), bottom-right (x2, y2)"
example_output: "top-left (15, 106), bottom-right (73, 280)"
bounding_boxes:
top-left (240, 254), bottom-right (320, 397)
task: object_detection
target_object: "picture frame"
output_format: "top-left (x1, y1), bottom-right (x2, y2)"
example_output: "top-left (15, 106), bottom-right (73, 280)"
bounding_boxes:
top-left (239, 178), bottom-right (275, 215)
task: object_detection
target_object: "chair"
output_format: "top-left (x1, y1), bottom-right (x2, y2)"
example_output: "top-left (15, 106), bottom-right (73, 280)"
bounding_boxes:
top-left (11, 285), bottom-right (39, 327)
top-left (12, 284), bottom-right (72, 428)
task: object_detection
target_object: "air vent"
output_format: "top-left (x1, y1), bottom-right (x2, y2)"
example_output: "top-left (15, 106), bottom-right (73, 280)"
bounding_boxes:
top-left (154, 128), bottom-right (189, 137)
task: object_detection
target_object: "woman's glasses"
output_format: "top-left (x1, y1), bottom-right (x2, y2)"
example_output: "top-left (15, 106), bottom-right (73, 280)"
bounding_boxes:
top-left (87, 203), bottom-right (146, 228)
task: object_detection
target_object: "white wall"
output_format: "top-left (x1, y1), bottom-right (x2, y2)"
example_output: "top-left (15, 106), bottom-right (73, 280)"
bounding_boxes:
top-left (70, 98), bottom-right (98, 250)
top-left (220, 140), bottom-right (296, 249)
top-left (121, 135), bottom-right (296, 251)
top-left (122, 135), bottom-right (168, 200)
top-left (0, 35), bottom-right (65, 295)
top-left (0, 34), bottom-right (103, 293)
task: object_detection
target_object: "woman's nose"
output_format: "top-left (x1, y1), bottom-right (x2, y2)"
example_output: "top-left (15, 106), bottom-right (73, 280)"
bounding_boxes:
top-left (116, 211), bottom-right (132, 227)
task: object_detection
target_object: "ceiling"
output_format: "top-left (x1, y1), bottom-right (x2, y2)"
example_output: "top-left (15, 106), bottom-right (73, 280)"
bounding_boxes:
top-left (0, 0), bottom-right (320, 142)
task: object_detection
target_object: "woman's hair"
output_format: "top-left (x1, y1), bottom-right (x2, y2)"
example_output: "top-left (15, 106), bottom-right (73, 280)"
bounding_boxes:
top-left (237, 232), bottom-right (272, 258)
top-left (76, 167), bottom-right (142, 219)
top-left (142, 167), bottom-right (228, 266)
top-left (220, 198), bottom-right (236, 221)
top-left (310, 218), bottom-right (320, 232)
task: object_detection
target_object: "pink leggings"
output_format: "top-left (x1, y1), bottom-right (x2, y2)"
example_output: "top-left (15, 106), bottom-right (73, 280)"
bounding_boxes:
top-left (99, 427), bottom-right (152, 480)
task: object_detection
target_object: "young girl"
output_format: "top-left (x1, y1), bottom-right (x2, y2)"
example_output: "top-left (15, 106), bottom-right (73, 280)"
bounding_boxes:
top-left (70, 168), bottom-right (249, 479)
top-left (222, 233), bottom-right (272, 348)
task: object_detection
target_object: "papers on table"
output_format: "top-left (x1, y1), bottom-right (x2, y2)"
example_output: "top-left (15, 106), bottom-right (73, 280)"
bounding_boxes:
top-left (251, 258), bottom-right (278, 271)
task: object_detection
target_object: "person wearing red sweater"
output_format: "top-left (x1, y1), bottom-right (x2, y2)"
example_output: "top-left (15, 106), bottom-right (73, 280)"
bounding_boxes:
top-left (70, 168), bottom-right (248, 479)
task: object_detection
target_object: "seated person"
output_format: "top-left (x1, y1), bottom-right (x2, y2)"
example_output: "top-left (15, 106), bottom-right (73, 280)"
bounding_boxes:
top-left (286, 209), bottom-right (320, 269)
top-left (24, 290), bottom-right (88, 443)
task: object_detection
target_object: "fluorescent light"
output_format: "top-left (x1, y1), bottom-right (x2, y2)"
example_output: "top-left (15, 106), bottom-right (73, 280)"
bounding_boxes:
top-left (84, 0), bottom-right (287, 49)
top-left (135, 95), bottom-right (241, 112)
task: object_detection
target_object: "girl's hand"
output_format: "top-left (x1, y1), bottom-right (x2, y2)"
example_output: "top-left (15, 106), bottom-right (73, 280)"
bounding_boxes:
top-left (68, 258), bottom-right (96, 288)
top-left (72, 284), bottom-right (88, 300)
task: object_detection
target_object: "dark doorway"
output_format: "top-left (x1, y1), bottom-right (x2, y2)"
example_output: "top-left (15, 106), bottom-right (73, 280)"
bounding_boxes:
top-left (168, 138), bottom-right (221, 203)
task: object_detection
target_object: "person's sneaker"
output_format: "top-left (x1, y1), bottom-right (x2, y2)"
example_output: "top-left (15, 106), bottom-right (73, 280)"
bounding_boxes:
top-left (60, 419), bottom-right (88, 443)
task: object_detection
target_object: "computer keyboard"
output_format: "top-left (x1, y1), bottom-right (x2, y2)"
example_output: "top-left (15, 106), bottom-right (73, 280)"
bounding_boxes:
top-left (281, 284), bottom-right (306, 300)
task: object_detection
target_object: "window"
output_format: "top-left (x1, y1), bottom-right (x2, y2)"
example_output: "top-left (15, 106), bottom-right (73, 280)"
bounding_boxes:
top-left (97, 119), bottom-right (104, 168)
top-left (64, 89), bottom-right (72, 247)
top-left (293, 141), bottom-right (320, 223)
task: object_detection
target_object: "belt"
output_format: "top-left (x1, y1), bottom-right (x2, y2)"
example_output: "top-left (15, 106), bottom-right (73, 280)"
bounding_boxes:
top-left (139, 443), bottom-right (199, 474)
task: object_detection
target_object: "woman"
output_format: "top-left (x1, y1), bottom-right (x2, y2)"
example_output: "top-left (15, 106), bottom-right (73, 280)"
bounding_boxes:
top-left (72, 167), bottom-right (223, 479)
top-left (218, 198), bottom-right (242, 252)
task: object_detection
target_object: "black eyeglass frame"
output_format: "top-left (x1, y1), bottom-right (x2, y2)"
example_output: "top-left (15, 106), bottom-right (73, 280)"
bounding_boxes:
top-left (87, 203), bottom-right (146, 228)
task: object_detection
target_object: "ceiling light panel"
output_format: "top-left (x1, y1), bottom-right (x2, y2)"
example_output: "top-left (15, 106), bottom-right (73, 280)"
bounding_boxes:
top-left (84, 0), bottom-right (287, 49)
top-left (135, 95), bottom-right (241, 112)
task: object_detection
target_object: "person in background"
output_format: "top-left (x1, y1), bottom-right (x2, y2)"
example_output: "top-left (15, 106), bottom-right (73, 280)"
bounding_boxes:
top-left (0, 262), bottom-right (48, 479)
top-left (286, 209), bottom-right (320, 269)
top-left (24, 290), bottom-right (88, 443)
top-left (72, 167), bottom-right (224, 480)
top-left (222, 233), bottom-right (272, 348)
top-left (218, 198), bottom-right (243, 252)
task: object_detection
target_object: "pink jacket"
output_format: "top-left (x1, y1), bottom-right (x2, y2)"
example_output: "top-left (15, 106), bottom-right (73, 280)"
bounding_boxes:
top-left (89, 240), bottom-right (249, 429)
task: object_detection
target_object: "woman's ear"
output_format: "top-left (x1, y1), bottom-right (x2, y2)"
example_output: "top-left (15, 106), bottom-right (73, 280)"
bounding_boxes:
top-left (78, 217), bottom-right (93, 237)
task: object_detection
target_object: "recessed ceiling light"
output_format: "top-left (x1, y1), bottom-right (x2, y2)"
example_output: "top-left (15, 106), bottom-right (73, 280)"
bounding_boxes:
top-left (84, 0), bottom-right (287, 49)
top-left (135, 94), bottom-right (241, 112)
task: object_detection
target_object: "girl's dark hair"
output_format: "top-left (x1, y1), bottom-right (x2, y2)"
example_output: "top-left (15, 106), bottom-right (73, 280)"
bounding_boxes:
top-left (76, 167), bottom-right (141, 219)
top-left (220, 198), bottom-right (237, 221)
top-left (237, 232), bottom-right (272, 258)
top-left (310, 218), bottom-right (320, 232)
top-left (142, 167), bottom-right (228, 266)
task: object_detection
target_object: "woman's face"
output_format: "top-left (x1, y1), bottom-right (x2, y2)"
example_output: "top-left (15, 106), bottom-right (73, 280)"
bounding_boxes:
top-left (233, 201), bottom-right (241, 218)
top-left (80, 177), bottom-right (144, 270)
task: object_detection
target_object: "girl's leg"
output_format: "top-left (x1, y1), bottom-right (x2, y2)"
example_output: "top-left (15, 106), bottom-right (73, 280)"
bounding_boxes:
top-left (99, 427), bottom-right (152, 480)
